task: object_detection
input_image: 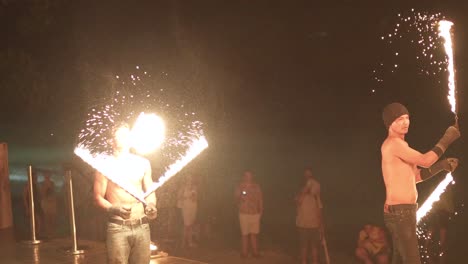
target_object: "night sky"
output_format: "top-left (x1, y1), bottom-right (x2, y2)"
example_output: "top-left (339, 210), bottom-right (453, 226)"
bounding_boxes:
top-left (2, 0), bottom-right (468, 257)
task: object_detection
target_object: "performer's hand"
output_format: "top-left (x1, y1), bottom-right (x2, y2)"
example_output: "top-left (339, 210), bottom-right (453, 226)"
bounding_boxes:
top-left (108, 204), bottom-right (131, 219)
top-left (445, 158), bottom-right (459, 172)
top-left (435, 126), bottom-right (461, 154)
top-left (443, 126), bottom-right (461, 144)
top-left (145, 203), bottom-right (158, 220)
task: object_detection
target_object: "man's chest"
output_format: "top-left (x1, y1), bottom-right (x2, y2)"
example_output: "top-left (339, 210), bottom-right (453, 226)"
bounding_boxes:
top-left (112, 156), bottom-right (146, 178)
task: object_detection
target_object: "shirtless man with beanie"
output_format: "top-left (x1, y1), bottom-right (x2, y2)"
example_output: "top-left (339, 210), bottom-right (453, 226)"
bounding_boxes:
top-left (94, 124), bottom-right (158, 264)
top-left (381, 102), bottom-right (460, 264)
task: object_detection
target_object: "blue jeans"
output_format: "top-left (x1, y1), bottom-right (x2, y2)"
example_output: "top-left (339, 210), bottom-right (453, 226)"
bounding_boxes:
top-left (384, 204), bottom-right (420, 264)
top-left (106, 222), bottom-right (151, 264)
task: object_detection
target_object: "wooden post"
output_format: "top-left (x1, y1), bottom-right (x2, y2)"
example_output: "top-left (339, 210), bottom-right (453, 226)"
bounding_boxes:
top-left (0, 143), bottom-right (13, 229)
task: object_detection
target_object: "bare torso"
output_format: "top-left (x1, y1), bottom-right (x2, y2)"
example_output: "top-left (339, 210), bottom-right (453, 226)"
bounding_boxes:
top-left (103, 154), bottom-right (149, 220)
top-left (381, 137), bottom-right (419, 205)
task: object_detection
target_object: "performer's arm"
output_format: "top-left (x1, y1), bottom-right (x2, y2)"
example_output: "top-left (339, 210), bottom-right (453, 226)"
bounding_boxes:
top-left (143, 161), bottom-right (156, 205)
top-left (416, 158), bottom-right (459, 183)
top-left (142, 161), bottom-right (157, 219)
top-left (393, 125), bottom-right (460, 168)
top-left (392, 139), bottom-right (439, 168)
top-left (94, 171), bottom-right (132, 219)
top-left (93, 171), bottom-right (112, 210)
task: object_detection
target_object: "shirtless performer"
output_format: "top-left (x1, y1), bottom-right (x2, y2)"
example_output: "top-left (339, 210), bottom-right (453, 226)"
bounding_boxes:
top-left (94, 124), bottom-right (157, 264)
top-left (381, 103), bottom-right (460, 264)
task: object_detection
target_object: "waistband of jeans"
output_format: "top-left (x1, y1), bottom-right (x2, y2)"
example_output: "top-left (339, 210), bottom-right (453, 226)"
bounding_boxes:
top-left (108, 216), bottom-right (148, 226)
top-left (384, 203), bottom-right (418, 213)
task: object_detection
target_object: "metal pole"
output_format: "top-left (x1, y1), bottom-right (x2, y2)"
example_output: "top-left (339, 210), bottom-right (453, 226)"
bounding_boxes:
top-left (66, 170), bottom-right (84, 255)
top-left (23, 165), bottom-right (41, 245)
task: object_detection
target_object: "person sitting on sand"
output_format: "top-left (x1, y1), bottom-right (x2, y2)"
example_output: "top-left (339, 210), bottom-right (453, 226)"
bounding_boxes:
top-left (355, 224), bottom-right (390, 264)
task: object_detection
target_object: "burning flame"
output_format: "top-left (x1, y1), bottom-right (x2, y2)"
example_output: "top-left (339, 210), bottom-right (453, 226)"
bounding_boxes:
top-left (74, 146), bottom-right (148, 204)
top-left (416, 20), bottom-right (459, 224)
top-left (131, 113), bottom-right (165, 155)
top-left (438, 20), bottom-right (456, 114)
top-left (74, 133), bottom-right (208, 205)
top-left (417, 173), bottom-right (454, 223)
top-left (143, 136), bottom-right (208, 197)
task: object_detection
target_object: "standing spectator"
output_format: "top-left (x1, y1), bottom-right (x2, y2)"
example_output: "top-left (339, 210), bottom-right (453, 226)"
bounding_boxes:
top-left (40, 172), bottom-right (57, 238)
top-left (295, 168), bottom-right (324, 264)
top-left (235, 170), bottom-right (263, 258)
top-left (178, 174), bottom-right (198, 248)
top-left (23, 170), bottom-right (43, 236)
top-left (195, 173), bottom-right (212, 243)
top-left (355, 224), bottom-right (390, 264)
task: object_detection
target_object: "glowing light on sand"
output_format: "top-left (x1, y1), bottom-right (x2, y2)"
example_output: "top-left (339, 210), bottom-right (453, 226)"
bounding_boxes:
top-left (131, 113), bottom-right (165, 155)
top-left (417, 173), bottom-right (454, 223)
top-left (438, 20), bottom-right (456, 113)
top-left (144, 136), bottom-right (208, 197)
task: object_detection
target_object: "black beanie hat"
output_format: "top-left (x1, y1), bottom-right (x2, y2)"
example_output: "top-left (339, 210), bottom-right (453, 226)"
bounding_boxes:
top-left (382, 102), bottom-right (409, 129)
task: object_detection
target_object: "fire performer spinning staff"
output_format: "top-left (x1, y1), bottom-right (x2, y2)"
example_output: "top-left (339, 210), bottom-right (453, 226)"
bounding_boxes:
top-left (381, 103), bottom-right (460, 264)
top-left (94, 124), bottom-right (157, 264)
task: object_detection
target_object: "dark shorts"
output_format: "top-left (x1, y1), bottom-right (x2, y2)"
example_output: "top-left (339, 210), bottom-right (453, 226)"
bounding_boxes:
top-left (298, 227), bottom-right (320, 247)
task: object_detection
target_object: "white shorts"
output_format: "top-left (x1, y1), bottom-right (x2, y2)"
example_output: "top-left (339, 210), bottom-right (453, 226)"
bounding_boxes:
top-left (239, 213), bottom-right (260, 236)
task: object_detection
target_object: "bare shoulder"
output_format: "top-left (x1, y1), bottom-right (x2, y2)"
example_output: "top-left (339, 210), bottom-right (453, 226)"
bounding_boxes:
top-left (382, 137), bottom-right (407, 153)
